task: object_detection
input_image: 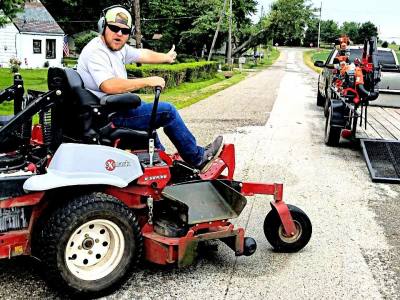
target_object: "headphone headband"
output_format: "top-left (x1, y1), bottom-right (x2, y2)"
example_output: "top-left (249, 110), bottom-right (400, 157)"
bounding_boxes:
top-left (98, 5), bottom-right (134, 35)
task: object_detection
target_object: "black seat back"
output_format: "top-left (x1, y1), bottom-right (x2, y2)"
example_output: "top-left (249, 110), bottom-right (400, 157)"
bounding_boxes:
top-left (48, 67), bottom-right (104, 142)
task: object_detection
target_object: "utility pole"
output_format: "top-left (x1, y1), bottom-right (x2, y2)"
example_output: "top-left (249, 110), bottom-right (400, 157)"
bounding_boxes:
top-left (317, 1), bottom-right (322, 49)
top-left (208, 0), bottom-right (228, 61)
top-left (227, 0), bottom-right (232, 65)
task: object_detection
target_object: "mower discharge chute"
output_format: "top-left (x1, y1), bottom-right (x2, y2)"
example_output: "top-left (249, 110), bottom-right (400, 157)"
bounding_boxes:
top-left (0, 68), bottom-right (312, 296)
top-left (324, 36), bottom-right (381, 146)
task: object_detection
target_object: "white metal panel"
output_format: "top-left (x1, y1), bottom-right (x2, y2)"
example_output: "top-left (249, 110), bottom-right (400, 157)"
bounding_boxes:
top-left (23, 143), bottom-right (144, 191)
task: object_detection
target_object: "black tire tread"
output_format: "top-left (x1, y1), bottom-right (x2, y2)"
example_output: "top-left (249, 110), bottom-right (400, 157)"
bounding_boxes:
top-left (325, 107), bottom-right (341, 147)
top-left (264, 204), bottom-right (312, 253)
top-left (35, 192), bottom-right (143, 296)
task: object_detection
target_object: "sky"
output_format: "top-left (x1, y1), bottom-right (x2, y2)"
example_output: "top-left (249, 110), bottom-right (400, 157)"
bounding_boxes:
top-left (254, 0), bottom-right (400, 44)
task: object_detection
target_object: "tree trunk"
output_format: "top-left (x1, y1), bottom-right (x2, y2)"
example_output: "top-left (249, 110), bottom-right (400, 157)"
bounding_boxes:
top-left (132, 0), bottom-right (142, 67)
top-left (208, 0), bottom-right (228, 61)
top-left (232, 28), bottom-right (269, 57)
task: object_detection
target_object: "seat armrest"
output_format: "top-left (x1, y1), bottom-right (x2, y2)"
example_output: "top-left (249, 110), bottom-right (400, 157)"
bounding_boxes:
top-left (100, 93), bottom-right (141, 111)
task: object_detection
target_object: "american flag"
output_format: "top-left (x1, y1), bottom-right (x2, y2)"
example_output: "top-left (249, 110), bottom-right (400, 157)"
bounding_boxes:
top-left (63, 36), bottom-right (70, 57)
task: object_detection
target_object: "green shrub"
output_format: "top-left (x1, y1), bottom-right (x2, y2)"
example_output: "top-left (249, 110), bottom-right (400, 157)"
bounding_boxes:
top-left (126, 61), bottom-right (218, 92)
top-left (74, 32), bottom-right (98, 53)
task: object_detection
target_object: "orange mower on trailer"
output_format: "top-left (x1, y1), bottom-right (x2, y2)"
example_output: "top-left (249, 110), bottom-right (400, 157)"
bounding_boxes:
top-left (0, 68), bottom-right (312, 296)
top-left (323, 37), bottom-right (381, 146)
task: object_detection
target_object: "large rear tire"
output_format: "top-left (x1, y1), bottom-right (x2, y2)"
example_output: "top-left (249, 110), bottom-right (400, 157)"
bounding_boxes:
top-left (323, 89), bottom-right (331, 117)
top-left (324, 105), bottom-right (341, 146)
top-left (264, 204), bottom-right (312, 253)
top-left (35, 192), bottom-right (143, 296)
top-left (316, 80), bottom-right (325, 107)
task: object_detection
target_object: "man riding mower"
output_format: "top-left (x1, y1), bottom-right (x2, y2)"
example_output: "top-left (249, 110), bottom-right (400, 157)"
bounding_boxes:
top-left (0, 67), bottom-right (312, 296)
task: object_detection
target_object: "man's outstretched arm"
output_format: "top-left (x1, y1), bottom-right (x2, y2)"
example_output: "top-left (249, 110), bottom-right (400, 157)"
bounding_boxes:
top-left (136, 45), bottom-right (177, 64)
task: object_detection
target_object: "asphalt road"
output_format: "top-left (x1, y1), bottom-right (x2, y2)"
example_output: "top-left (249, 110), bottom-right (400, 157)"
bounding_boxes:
top-left (1, 48), bottom-right (399, 299)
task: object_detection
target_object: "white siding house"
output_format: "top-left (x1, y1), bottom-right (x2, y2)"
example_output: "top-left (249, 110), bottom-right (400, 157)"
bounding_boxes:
top-left (0, 0), bottom-right (64, 69)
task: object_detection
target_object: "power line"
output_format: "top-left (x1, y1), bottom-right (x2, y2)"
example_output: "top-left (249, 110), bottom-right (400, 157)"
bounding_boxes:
top-left (56, 15), bottom-right (198, 23)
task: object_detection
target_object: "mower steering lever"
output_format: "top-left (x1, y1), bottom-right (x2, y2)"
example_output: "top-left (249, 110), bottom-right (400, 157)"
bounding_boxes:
top-left (147, 86), bottom-right (162, 138)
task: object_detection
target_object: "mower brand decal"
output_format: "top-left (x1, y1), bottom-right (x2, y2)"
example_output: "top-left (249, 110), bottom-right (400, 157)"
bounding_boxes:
top-left (144, 175), bottom-right (168, 181)
top-left (105, 159), bottom-right (131, 171)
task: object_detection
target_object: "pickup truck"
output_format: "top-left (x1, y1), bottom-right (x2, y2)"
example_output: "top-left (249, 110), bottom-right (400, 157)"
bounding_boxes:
top-left (314, 46), bottom-right (400, 113)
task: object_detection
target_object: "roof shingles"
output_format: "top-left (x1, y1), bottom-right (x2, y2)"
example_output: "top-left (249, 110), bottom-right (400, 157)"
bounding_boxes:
top-left (13, 0), bottom-right (64, 34)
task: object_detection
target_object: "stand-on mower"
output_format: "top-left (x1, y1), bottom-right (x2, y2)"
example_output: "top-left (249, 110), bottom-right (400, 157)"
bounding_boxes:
top-left (324, 37), bottom-right (381, 146)
top-left (0, 68), bottom-right (312, 296)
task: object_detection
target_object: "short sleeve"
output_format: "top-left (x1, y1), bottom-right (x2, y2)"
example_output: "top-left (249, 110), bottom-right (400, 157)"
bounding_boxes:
top-left (124, 45), bottom-right (142, 64)
top-left (86, 50), bottom-right (115, 88)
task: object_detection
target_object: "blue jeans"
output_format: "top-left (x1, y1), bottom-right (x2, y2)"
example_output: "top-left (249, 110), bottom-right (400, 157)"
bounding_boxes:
top-left (112, 101), bottom-right (204, 166)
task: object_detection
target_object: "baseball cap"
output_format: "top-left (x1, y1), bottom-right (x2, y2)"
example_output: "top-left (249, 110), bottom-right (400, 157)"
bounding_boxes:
top-left (105, 6), bottom-right (132, 28)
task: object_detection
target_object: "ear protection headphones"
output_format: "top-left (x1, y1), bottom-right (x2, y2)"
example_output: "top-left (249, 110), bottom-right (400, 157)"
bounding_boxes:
top-left (97, 5), bottom-right (135, 35)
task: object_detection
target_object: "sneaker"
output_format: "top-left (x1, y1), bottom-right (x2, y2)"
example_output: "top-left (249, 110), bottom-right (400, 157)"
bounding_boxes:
top-left (197, 136), bottom-right (224, 173)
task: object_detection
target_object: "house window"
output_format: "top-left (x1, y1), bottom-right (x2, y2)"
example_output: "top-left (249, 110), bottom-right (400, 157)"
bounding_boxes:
top-left (33, 40), bottom-right (41, 54)
top-left (46, 39), bottom-right (56, 59)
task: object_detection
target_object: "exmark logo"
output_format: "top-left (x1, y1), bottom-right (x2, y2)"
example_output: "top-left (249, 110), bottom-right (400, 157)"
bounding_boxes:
top-left (105, 159), bottom-right (131, 171)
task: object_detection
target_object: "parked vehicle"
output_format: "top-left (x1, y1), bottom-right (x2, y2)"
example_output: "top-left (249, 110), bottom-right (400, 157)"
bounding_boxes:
top-left (315, 38), bottom-right (381, 146)
top-left (315, 45), bottom-right (399, 114)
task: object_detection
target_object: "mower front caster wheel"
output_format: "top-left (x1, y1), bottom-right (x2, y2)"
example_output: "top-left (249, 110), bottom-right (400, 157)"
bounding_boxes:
top-left (263, 204), bottom-right (312, 252)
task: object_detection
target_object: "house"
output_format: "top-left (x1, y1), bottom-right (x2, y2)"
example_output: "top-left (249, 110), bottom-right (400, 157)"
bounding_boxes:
top-left (0, 0), bottom-right (64, 68)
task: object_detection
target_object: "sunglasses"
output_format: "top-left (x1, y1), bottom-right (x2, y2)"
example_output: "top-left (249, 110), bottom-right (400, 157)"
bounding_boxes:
top-left (107, 24), bottom-right (131, 35)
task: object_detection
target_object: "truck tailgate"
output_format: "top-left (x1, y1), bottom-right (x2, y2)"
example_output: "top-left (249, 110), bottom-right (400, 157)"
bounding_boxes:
top-left (378, 66), bottom-right (400, 93)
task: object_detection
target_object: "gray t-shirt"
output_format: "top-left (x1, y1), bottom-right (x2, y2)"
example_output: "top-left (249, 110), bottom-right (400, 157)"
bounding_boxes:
top-left (77, 36), bottom-right (141, 98)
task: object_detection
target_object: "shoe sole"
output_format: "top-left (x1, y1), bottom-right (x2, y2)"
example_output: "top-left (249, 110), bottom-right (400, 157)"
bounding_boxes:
top-left (200, 142), bottom-right (224, 173)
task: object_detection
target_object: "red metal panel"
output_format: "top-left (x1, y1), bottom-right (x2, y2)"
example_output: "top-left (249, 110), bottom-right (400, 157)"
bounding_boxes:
top-left (0, 192), bottom-right (44, 209)
top-left (143, 238), bottom-right (175, 265)
top-left (219, 144), bottom-right (235, 179)
top-left (0, 230), bottom-right (30, 259)
top-left (105, 186), bottom-right (147, 208)
top-left (137, 166), bottom-right (171, 188)
top-left (270, 201), bottom-right (296, 236)
top-left (30, 124), bottom-right (43, 145)
top-left (240, 182), bottom-right (283, 201)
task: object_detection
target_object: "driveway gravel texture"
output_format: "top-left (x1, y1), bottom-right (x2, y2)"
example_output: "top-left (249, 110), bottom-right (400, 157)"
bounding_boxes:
top-left (0, 48), bottom-right (399, 300)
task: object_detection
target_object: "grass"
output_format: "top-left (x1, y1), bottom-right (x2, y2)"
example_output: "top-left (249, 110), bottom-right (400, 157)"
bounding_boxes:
top-left (388, 44), bottom-right (400, 62)
top-left (0, 68), bottom-right (48, 115)
top-left (303, 49), bottom-right (328, 73)
top-left (138, 72), bottom-right (247, 109)
top-left (241, 47), bottom-right (280, 70)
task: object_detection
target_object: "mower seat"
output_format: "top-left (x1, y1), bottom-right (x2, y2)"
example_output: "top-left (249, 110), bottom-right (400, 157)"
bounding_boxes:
top-left (47, 67), bottom-right (149, 147)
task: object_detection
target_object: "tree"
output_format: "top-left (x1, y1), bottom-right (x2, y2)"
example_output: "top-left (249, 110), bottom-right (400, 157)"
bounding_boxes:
top-left (41, 0), bottom-right (133, 34)
top-left (340, 21), bottom-right (359, 44)
top-left (0, 0), bottom-right (24, 26)
top-left (303, 18), bottom-right (318, 46)
top-left (381, 41), bottom-right (388, 48)
top-left (356, 21), bottom-right (378, 44)
top-left (268, 0), bottom-right (315, 46)
top-left (320, 20), bottom-right (339, 44)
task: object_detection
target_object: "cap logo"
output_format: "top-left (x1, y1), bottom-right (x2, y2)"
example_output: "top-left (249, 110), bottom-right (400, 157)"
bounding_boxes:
top-left (115, 12), bottom-right (128, 26)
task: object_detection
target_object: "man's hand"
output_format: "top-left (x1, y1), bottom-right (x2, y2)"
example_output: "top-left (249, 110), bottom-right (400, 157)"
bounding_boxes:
top-left (165, 45), bottom-right (177, 63)
top-left (145, 76), bottom-right (166, 89)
